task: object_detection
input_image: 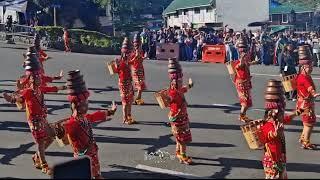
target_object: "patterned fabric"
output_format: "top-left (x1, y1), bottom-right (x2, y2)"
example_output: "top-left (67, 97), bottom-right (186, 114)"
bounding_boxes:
top-left (27, 116), bottom-right (50, 144)
top-left (235, 80), bottom-right (253, 107)
top-left (119, 79), bottom-right (134, 105)
top-left (170, 115), bottom-right (192, 144)
top-left (132, 68), bottom-right (146, 91)
top-left (263, 154), bottom-right (287, 179)
top-left (296, 98), bottom-right (316, 126)
top-left (74, 143), bottom-right (100, 178)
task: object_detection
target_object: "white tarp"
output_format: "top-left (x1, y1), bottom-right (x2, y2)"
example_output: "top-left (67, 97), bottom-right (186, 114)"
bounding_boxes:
top-left (5, 0), bottom-right (28, 13)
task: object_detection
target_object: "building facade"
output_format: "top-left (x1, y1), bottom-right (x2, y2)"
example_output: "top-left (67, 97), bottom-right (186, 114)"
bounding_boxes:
top-left (269, 2), bottom-right (315, 32)
top-left (163, 0), bottom-right (269, 31)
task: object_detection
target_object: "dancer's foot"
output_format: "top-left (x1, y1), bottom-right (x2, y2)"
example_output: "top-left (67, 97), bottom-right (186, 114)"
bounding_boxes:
top-left (177, 154), bottom-right (192, 165)
top-left (41, 162), bottom-right (52, 175)
top-left (32, 154), bottom-right (41, 169)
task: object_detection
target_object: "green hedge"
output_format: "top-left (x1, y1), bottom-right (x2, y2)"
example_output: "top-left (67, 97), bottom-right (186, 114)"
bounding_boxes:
top-left (35, 26), bottom-right (122, 55)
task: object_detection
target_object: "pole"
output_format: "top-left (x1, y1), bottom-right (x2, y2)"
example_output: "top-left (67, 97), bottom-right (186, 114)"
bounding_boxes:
top-left (54, 6), bottom-right (57, 26)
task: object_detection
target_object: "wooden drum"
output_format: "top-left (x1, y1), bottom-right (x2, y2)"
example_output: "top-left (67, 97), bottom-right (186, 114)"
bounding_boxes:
top-left (240, 119), bottom-right (264, 150)
top-left (51, 119), bottom-right (70, 147)
top-left (225, 61), bottom-right (235, 75)
top-left (281, 74), bottom-right (297, 92)
top-left (154, 89), bottom-right (170, 109)
top-left (106, 60), bottom-right (117, 75)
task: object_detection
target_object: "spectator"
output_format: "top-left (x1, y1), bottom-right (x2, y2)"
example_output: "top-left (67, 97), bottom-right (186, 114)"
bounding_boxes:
top-left (279, 44), bottom-right (297, 101)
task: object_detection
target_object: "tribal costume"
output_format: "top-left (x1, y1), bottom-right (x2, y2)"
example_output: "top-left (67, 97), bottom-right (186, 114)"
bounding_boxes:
top-left (234, 37), bottom-right (253, 122)
top-left (295, 45), bottom-right (318, 149)
top-left (115, 38), bottom-right (135, 124)
top-left (259, 80), bottom-right (294, 179)
top-left (167, 58), bottom-right (193, 165)
top-left (63, 70), bottom-right (116, 179)
top-left (2, 51), bottom-right (65, 175)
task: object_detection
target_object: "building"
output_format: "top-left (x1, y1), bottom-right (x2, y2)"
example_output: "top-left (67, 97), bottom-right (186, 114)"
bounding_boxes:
top-left (0, 0), bottom-right (28, 24)
top-left (163, 0), bottom-right (269, 31)
top-left (269, 2), bottom-right (315, 32)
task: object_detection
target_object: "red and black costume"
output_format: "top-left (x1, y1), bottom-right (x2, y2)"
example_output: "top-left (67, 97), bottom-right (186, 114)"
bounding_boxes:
top-left (167, 58), bottom-right (193, 165)
top-left (295, 45), bottom-right (318, 149)
top-left (63, 70), bottom-right (115, 179)
top-left (259, 80), bottom-right (293, 179)
top-left (130, 34), bottom-right (146, 105)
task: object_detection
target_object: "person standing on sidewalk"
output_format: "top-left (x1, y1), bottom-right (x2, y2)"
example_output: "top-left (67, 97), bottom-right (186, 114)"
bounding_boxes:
top-left (279, 44), bottom-right (297, 101)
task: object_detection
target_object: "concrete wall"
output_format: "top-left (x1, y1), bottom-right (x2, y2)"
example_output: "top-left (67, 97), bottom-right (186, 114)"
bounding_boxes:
top-left (216, 0), bottom-right (269, 31)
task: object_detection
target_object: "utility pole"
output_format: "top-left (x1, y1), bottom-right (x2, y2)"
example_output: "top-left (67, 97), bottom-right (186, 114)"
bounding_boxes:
top-left (54, 6), bottom-right (57, 26)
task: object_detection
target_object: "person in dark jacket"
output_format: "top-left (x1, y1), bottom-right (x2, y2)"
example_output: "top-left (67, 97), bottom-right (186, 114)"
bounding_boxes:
top-left (279, 44), bottom-right (297, 101)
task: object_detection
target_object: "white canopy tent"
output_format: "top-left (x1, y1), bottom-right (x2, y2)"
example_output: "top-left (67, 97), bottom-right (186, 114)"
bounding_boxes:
top-left (0, 0), bottom-right (28, 23)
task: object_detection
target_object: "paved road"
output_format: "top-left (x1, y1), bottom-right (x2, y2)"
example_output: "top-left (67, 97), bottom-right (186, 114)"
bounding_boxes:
top-left (0, 43), bottom-right (319, 179)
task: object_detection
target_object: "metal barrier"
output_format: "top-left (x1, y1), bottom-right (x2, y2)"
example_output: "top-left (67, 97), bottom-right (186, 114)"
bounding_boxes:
top-left (0, 23), bottom-right (48, 49)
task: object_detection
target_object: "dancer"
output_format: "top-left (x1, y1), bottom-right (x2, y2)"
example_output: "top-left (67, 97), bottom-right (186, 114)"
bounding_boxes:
top-left (21, 47), bottom-right (63, 88)
top-left (63, 27), bottom-right (71, 52)
top-left (167, 58), bottom-right (194, 165)
top-left (2, 53), bottom-right (66, 175)
top-left (260, 79), bottom-right (295, 179)
top-left (233, 36), bottom-right (258, 122)
top-left (62, 70), bottom-right (117, 179)
top-left (296, 45), bottom-right (320, 149)
top-left (115, 38), bottom-right (135, 125)
top-left (130, 34), bottom-right (146, 105)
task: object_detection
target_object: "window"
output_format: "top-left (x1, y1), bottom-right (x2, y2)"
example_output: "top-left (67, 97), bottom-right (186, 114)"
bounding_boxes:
top-left (269, 15), bottom-right (272, 22)
top-left (174, 12), bottom-right (178, 18)
top-left (206, 7), bottom-right (213, 13)
top-left (178, 10), bottom-right (182, 15)
top-left (183, 9), bottom-right (188, 15)
top-left (194, 8), bottom-right (200, 14)
top-left (282, 14), bottom-right (288, 23)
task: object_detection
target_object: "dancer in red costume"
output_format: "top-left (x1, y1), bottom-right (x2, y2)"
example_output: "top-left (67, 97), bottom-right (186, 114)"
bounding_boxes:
top-left (61, 70), bottom-right (117, 179)
top-left (2, 53), bottom-right (66, 175)
top-left (130, 34), bottom-right (146, 105)
top-left (259, 79), bottom-right (297, 179)
top-left (63, 27), bottom-right (71, 52)
top-left (115, 38), bottom-right (135, 125)
top-left (295, 45), bottom-right (320, 150)
top-left (167, 58), bottom-right (194, 165)
top-left (233, 36), bottom-right (258, 122)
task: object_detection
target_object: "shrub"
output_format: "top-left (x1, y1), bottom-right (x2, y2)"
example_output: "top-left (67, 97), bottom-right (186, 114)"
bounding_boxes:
top-left (35, 26), bottom-right (122, 55)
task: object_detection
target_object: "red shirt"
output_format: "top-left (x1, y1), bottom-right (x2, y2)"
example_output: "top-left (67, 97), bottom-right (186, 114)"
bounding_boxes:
top-left (259, 116), bottom-right (292, 162)
top-left (115, 59), bottom-right (131, 81)
top-left (129, 50), bottom-right (144, 70)
top-left (169, 87), bottom-right (188, 116)
top-left (64, 111), bottom-right (107, 154)
top-left (21, 87), bottom-right (58, 120)
top-left (234, 60), bottom-right (251, 81)
top-left (296, 74), bottom-right (316, 99)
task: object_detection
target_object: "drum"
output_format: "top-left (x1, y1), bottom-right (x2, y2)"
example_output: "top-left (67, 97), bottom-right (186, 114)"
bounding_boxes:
top-left (240, 119), bottom-right (264, 150)
top-left (225, 61), bottom-right (235, 75)
top-left (51, 119), bottom-right (70, 147)
top-left (281, 74), bottom-right (297, 92)
top-left (107, 60), bottom-right (117, 75)
top-left (154, 89), bottom-right (170, 109)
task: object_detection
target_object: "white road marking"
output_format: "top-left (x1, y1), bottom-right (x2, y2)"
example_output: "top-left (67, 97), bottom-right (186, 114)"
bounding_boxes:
top-left (252, 73), bottom-right (320, 80)
top-left (211, 103), bottom-right (320, 118)
top-left (135, 164), bottom-right (205, 179)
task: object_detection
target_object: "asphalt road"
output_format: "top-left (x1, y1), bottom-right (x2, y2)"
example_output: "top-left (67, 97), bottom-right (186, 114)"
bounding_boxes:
top-left (0, 42), bottom-right (319, 179)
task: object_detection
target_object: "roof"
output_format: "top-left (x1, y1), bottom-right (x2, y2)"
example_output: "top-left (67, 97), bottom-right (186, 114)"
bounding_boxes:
top-left (163, 0), bottom-right (213, 15)
top-left (270, 2), bottom-right (314, 14)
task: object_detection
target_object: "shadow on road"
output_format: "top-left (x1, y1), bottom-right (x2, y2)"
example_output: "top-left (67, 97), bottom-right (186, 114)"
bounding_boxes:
top-left (191, 157), bottom-right (320, 178)
top-left (102, 164), bottom-right (184, 179)
top-left (0, 142), bottom-right (34, 165)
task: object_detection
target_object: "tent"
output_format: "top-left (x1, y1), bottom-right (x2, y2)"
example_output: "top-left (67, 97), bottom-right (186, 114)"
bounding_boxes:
top-left (0, 0), bottom-right (28, 23)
